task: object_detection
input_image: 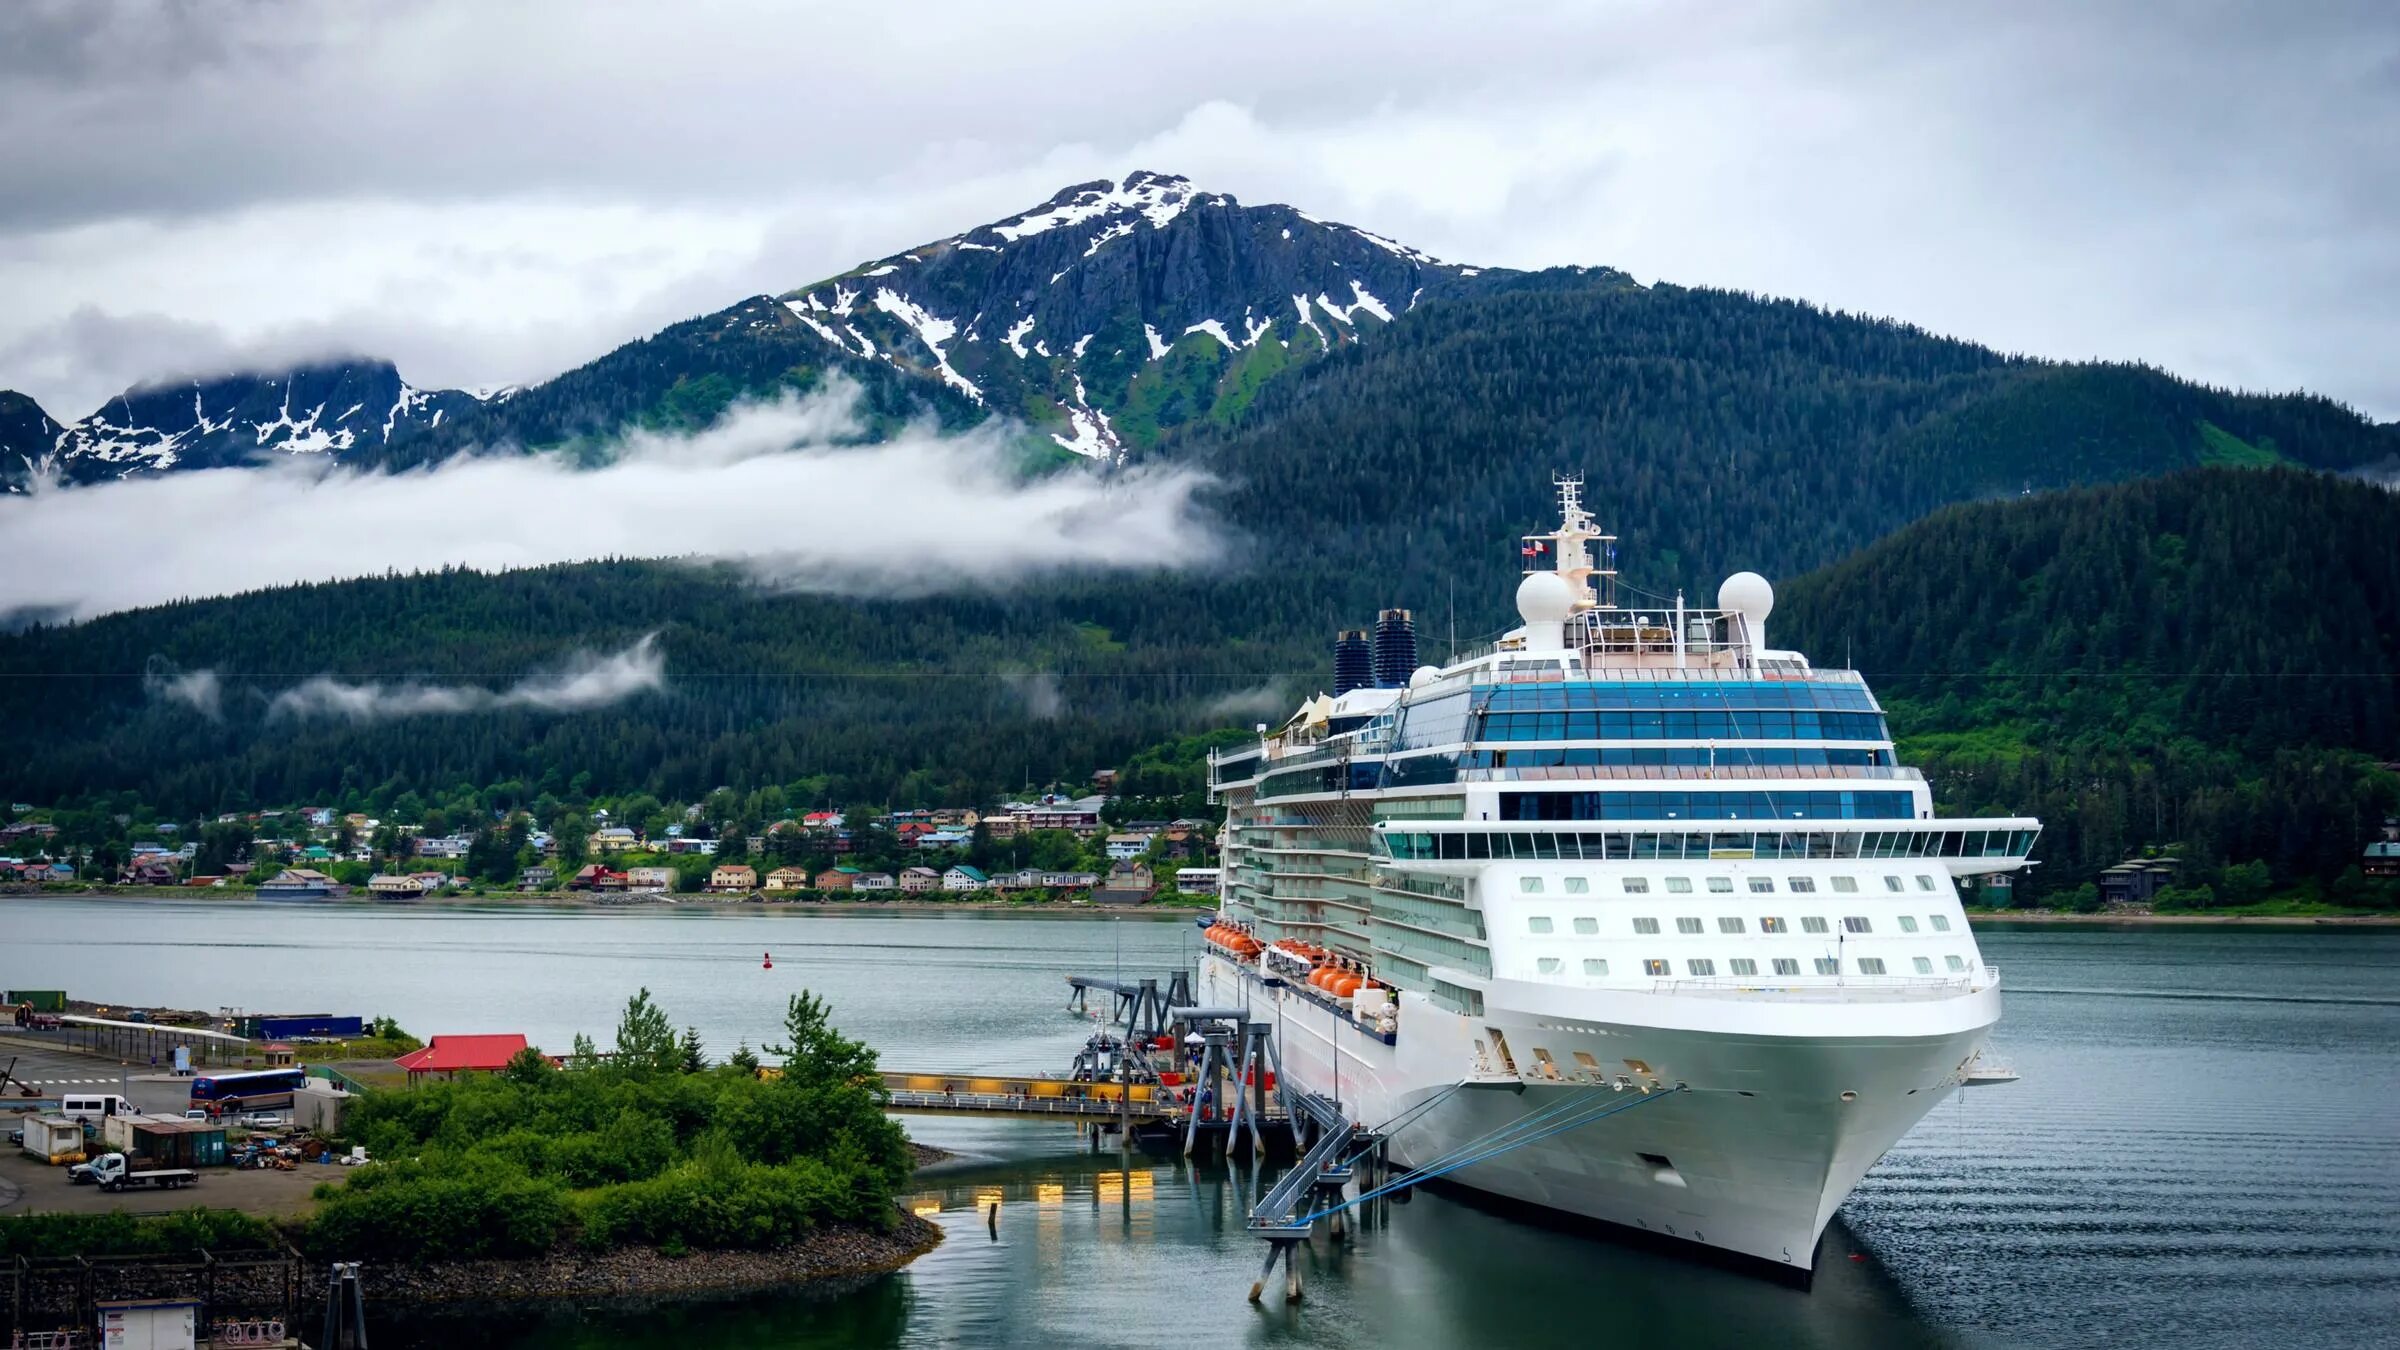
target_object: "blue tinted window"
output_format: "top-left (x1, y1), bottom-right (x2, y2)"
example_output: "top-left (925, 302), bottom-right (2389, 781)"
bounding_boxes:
top-left (1497, 791), bottom-right (1917, 821)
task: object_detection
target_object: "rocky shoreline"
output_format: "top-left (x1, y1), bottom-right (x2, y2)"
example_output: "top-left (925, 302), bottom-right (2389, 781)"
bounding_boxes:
top-left (358, 1211), bottom-right (943, 1305)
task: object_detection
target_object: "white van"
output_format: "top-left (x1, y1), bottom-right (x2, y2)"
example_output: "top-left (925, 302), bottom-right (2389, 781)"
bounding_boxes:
top-left (58, 1093), bottom-right (132, 1122)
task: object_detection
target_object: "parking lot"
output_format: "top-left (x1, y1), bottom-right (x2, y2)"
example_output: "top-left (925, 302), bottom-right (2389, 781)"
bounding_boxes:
top-left (1, 1035), bottom-right (345, 1219)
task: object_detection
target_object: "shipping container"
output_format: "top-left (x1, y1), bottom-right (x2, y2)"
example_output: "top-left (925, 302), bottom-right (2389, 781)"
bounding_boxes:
top-left (103, 1115), bottom-right (228, 1168)
top-left (6, 989), bottom-right (67, 1012)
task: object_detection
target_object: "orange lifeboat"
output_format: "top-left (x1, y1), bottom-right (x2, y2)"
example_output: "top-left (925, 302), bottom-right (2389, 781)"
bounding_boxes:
top-left (1332, 973), bottom-right (1364, 998)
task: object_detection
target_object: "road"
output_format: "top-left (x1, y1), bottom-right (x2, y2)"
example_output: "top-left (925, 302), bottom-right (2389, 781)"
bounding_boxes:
top-left (0, 1034), bottom-right (198, 1114)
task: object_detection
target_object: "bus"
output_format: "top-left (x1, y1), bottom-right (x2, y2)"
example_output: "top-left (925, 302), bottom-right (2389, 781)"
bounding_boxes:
top-left (189, 1068), bottom-right (307, 1115)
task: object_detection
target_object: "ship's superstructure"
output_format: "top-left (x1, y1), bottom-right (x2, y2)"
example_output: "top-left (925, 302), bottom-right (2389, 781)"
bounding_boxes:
top-left (1200, 477), bottom-right (2037, 1272)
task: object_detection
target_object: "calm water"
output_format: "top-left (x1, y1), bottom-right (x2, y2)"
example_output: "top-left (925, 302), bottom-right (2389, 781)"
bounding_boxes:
top-left (5, 900), bottom-right (2397, 1348)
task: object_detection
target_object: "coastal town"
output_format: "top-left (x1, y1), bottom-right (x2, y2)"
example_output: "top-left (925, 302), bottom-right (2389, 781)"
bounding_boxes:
top-left (0, 776), bottom-right (1226, 907)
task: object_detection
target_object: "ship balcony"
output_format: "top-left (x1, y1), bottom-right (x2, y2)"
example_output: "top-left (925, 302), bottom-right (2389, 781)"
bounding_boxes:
top-left (1458, 764), bottom-right (1923, 784)
top-left (1637, 968), bottom-right (1998, 1002)
top-left (1373, 817), bottom-right (2041, 873)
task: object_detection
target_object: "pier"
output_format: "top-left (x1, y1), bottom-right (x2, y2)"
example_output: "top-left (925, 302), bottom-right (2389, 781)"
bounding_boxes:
top-left (874, 972), bottom-right (1302, 1156)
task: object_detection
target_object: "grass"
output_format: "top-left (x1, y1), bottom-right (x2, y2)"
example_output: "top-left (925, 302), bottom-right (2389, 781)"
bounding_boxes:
top-left (2195, 419), bottom-right (2289, 468)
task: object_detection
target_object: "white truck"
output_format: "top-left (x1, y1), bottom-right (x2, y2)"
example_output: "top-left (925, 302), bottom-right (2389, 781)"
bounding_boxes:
top-left (67, 1151), bottom-right (199, 1192)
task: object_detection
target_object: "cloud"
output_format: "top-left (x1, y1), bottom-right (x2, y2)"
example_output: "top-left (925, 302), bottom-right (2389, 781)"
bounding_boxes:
top-left (999, 671), bottom-right (1066, 720)
top-left (264, 634), bottom-right (665, 722)
top-left (1200, 681), bottom-right (1289, 722)
top-left (1, 2), bottom-right (2394, 418)
top-left (142, 659), bottom-right (221, 719)
top-left (0, 380), bottom-right (1225, 621)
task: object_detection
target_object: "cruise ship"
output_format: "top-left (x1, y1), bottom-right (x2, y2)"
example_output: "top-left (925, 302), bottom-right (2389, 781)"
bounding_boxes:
top-left (1199, 477), bottom-right (2037, 1273)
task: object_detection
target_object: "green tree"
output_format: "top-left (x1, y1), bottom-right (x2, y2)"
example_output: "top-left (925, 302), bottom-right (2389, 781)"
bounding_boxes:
top-left (612, 988), bottom-right (679, 1074)
top-left (2220, 860), bottom-right (2272, 907)
top-left (727, 1041), bottom-right (760, 1075)
top-left (678, 1026), bottom-right (708, 1074)
top-left (765, 991), bottom-right (878, 1092)
top-left (502, 1045), bottom-right (553, 1086)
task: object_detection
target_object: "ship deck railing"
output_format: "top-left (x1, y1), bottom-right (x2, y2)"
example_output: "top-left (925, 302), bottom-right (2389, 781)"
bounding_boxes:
top-left (1457, 764), bottom-right (1924, 783)
top-left (1635, 970), bottom-right (1998, 1002)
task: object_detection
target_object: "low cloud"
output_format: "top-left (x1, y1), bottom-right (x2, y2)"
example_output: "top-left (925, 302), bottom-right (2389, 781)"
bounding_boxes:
top-left (1201, 681), bottom-right (1290, 722)
top-left (0, 380), bottom-right (1225, 621)
top-left (1000, 671), bottom-right (1065, 720)
top-left (143, 659), bottom-right (221, 719)
top-left (264, 634), bottom-right (664, 723)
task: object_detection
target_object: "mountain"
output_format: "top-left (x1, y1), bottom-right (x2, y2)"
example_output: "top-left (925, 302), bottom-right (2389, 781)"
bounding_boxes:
top-left (768, 170), bottom-right (1497, 459)
top-left (0, 390), bottom-right (65, 492)
top-left (1174, 276), bottom-right (2400, 613)
top-left (40, 360), bottom-right (501, 484)
top-left (1779, 466), bottom-right (2400, 896)
top-left (364, 172), bottom-right (1511, 469)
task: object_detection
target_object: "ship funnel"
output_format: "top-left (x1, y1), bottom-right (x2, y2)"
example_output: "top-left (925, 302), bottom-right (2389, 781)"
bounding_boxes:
top-left (1373, 609), bottom-right (1418, 688)
top-left (1332, 629), bottom-right (1374, 696)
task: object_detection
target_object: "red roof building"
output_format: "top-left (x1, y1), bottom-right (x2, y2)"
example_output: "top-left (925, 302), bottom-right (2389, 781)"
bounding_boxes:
top-left (393, 1033), bottom-right (532, 1082)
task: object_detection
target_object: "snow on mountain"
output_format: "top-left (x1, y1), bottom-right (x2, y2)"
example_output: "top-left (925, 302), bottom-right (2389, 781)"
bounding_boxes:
top-left (775, 171), bottom-right (1494, 459)
top-left (45, 361), bottom-right (483, 484)
top-left (0, 390), bottom-right (66, 493)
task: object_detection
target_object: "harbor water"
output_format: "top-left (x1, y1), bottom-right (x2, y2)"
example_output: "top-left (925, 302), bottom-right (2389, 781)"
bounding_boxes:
top-left (4, 899), bottom-right (2396, 1348)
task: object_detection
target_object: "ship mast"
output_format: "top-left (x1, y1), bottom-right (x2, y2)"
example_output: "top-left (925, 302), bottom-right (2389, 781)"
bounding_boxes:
top-left (1522, 473), bottom-right (1616, 612)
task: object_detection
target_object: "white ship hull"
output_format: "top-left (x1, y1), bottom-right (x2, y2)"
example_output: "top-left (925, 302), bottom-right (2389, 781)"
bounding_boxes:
top-left (1200, 950), bottom-right (1996, 1272)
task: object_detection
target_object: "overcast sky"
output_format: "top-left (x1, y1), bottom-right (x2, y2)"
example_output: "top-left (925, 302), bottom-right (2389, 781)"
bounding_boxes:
top-left (2, 0), bottom-right (2393, 422)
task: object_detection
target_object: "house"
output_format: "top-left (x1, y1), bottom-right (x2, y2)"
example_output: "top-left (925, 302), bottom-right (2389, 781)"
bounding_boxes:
top-left (666, 837), bottom-right (720, 855)
top-left (2363, 819), bottom-right (2400, 879)
top-left (367, 873), bottom-right (425, 899)
top-left (1042, 871), bottom-right (1098, 890)
top-left (1017, 796), bottom-right (1106, 832)
top-left (894, 822), bottom-right (937, 842)
top-left (409, 870), bottom-right (450, 892)
top-left (1105, 832), bottom-right (1154, 861)
top-left (258, 868), bottom-right (336, 899)
top-left (415, 834), bottom-right (473, 860)
top-left (814, 866), bottom-right (861, 891)
top-left (1094, 863), bottom-right (1154, 906)
top-left (2097, 858), bottom-right (2179, 905)
top-left (624, 866), bottom-right (676, 893)
top-left (121, 859), bottom-right (179, 886)
top-left (942, 865), bottom-right (990, 892)
top-left (929, 808), bottom-right (980, 828)
top-left (520, 867), bottom-right (555, 890)
top-left (710, 864), bottom-right (759, 892)
top-left (1175, 867), bottom-right (1221, 896)
top-left (916, 830), bottom-right (971, 851)
top-left (394, 1033), bottom-right (534, 1083)
top-left (568, 864), bottom-right (627, 891)
top-left (853, 871), bottom-right (895, 891)
top-left (590, 827), bottom-right (641, 854)
top-left (803, 811), bottom-right (846, 831)
top-left (764, 866), bottom-right (812, 892)
top-left (982, 813), bottom-right (1024, 839)
top-left (995, 868), bottom-right (1045, 890)
top-left (899, 866), bottom-right (940, 893)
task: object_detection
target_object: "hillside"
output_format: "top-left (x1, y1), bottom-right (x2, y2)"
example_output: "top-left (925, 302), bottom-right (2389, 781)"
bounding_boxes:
top-left (1779, 467), bottom-right (2400, 895)
top-left (0, 562), bottom-right (1311, 817)
top-left (1177, 277), bottom-right (2400, 613)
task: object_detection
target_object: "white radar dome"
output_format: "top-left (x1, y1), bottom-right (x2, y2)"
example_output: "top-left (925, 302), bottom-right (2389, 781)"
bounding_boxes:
top-left (1516, 570), bottom-right (1577, 625)
top-left (1409, 665), bottom-right (1441, 688)
top-left (1718, 571), bottom-right (1774, 638)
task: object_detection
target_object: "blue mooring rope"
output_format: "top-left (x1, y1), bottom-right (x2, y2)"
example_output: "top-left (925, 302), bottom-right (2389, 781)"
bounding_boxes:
top-left (1289, 1085), bottom-right (1679, 1226)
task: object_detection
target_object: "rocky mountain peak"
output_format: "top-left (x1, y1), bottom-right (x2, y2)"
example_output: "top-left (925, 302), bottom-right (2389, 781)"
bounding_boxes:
top-left (776, 172), bottom-right (1494, 459)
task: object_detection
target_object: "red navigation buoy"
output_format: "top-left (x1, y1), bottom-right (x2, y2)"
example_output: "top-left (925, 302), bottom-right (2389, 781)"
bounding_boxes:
top-left (762, 952), bottom-right (773, 970)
